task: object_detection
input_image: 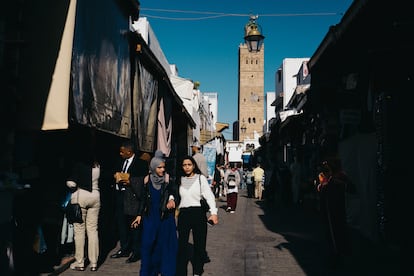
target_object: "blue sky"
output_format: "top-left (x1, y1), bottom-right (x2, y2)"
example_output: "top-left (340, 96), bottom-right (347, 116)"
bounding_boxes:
top-left (139, 0), bottom-right (354, 139)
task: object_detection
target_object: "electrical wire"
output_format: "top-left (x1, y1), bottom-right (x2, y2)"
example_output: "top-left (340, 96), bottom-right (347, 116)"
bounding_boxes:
top-left (140, 8), bottom-right (342, 21)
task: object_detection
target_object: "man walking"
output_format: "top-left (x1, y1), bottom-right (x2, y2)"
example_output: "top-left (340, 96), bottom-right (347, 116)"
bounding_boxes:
top-left (252, 163), bottom-right (265, 200)
top-left (111, 141), bottom-right (148, 263)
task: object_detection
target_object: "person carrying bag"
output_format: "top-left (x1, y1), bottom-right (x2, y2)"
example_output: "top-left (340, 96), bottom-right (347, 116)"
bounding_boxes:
top-left (64, 190), bottom-right (83, 224)
top-left (66, 158), bottom-right (101, 272)
top-left (175, 155), bottom-right (218, 276)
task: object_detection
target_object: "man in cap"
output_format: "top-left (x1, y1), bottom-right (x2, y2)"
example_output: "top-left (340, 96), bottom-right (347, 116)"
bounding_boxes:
top-left (191, 143), bottom-right (208, 177)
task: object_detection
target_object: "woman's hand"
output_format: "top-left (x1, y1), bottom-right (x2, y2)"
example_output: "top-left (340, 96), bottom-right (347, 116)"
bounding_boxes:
top-left (166, 199), bottom-right (175, 209)
top-left (208, 214), bottom-right (218, 225)
top-left (131, 216), bottom-right (141, 228)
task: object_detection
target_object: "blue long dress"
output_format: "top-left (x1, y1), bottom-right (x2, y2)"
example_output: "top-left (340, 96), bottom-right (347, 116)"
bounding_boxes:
top-left (140, 181), bottom-right (178, 276)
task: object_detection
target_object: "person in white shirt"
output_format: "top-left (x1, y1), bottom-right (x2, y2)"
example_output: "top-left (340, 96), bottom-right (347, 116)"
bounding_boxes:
top-left (176, 155), bottom-right (218, 276)
top-left (224, 164), bottom-right (241, 213)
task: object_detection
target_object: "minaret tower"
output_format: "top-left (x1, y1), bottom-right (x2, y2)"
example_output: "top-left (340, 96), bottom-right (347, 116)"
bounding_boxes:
top-left (238, 15), bottom-right (265, 142)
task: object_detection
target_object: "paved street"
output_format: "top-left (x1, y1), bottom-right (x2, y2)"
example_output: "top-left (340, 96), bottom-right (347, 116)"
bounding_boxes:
top-left (53, 189), bottom-right (404, 276)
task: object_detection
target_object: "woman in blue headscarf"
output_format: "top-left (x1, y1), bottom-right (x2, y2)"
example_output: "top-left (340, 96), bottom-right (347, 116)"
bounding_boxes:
top-left (131, 153), bottom-right (178, 276)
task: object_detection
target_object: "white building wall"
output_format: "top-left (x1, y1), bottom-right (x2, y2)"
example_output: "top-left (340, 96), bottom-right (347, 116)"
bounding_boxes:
top-left (133, 17), bottom-right (172, 76)
top-left (203, 92), bottom-right (218, 127)
top-left (226, 138), bottom-right (261, 164)
top-left (170, 64), bottom-right (178, 76)
top-left (226, 141), bottom-right (243, 163)
top-left (265, 92), bottom-right (275, 132)
top-left (275, 58), bottom-right (309, 109)
top-left (200, 94), bottom-right (214, 131)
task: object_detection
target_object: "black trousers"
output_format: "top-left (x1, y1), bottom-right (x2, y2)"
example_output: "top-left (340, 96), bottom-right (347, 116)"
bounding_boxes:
top-left (176, 207), bottom-right (207, 276)
top-left (246, 184), bottom-right (254, 198)
top-left (115, 191), bottom-right (141, 255)
top-left (124, 214), bottom-right (141, 256)
top-left (212, 182), bottom-right (220, 198)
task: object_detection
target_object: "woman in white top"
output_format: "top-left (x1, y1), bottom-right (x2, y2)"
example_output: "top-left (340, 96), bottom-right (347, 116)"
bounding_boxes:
top-left (176, 155), bottom-right (218, 276)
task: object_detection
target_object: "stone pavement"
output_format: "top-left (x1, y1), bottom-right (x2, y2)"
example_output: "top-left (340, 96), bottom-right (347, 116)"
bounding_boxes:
top-left (50, 189), bottom-right (405, 275)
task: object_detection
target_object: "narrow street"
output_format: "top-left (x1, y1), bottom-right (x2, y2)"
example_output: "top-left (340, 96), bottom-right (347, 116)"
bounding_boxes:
top-left (54, 188), bottom-right (402, 276)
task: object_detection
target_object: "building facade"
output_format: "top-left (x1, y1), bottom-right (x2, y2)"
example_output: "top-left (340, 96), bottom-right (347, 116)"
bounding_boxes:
top-left (238, 41), bottom-right (264, 141)
top-left (259, 0), bottom-right (412, 255)
top-left (265, 92), bottom-right (276, 133)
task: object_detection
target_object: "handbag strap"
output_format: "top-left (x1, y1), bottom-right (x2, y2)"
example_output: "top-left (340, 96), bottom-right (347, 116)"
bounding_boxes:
top-left (199, 174), bottom-right (202, 198)
top-left (73, 188), bottom-right (80, 204)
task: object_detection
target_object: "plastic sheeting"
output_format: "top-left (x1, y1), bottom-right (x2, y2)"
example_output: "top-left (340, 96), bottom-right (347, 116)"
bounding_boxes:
top-left (70, 0), bottom-right (132, 137)
top-left (135, 62), bottom-right (158, 152)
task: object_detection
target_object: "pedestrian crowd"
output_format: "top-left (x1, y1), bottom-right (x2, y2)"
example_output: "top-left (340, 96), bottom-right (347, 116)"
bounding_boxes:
top-left (57, 139), bottom-right (352, 275)
top-left (60, 141), bottom-right (221, 275)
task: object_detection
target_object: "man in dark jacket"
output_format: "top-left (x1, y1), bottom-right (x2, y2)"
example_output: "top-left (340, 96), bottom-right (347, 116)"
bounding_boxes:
top-left (110, 141), bottom-right (148, 263)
